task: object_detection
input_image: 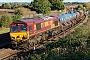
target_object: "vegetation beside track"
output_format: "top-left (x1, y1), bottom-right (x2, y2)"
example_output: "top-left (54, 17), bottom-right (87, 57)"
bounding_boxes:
top-left (28, 19), bottom-right (90, 60)
top-left (0, 27), bottom-right (9, 34)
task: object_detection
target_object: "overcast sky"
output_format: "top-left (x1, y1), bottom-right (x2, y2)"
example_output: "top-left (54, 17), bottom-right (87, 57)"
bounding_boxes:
top-left (0, 0), bottom-right (89, 2)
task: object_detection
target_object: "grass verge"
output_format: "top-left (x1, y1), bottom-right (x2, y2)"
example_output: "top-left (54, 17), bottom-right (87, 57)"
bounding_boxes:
top-left (0, 27), bottom-right (10, 34)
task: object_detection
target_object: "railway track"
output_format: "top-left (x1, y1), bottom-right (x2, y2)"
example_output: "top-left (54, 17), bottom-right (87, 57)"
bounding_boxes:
top-left (0, 15), bottom-right (88, 60)
top-left (0, 49), bottom-right (18, 60)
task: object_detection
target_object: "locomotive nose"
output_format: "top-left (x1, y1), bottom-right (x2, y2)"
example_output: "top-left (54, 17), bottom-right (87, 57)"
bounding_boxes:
top-left (10, 32), bottom-right (29, 42)
top-left (11, 36), bottom-right (21, 41)
top-left (11, 35), bottom-right (29, 42)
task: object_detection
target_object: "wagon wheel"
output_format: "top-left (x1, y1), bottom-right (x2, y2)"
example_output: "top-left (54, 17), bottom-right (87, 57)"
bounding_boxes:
top-left (74, 20), bottom-right (76, 24)
top-left (29, 41), bottom-right (34, 47)
top-left (71, 20), bottom-right (74, 26)
top-left (26, 39), bottom-right (31, 48)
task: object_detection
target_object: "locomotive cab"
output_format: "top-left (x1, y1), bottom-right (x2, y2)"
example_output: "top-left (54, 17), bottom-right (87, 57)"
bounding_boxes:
top-left (10, 21), bottom-right (29, 42)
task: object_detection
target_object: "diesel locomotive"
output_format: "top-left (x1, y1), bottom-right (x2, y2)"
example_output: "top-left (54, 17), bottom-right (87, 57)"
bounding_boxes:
top-left (10, 10), bottom-right (84, 48)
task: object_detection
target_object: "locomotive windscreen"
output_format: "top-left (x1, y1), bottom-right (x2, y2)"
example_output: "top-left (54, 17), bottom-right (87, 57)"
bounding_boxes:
top-left (11, 24), bottom-right (27, 32)
top-left (11, 26), bottom-right (18, 32)
top-left (20, 25), bottom-right (27, 32)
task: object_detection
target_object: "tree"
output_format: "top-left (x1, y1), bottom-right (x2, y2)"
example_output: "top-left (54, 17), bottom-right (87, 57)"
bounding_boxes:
top-left (30, 0), bottom-right (51, 14)
top-left (1, 13), bottom-right (12, 28)
top-left (77, 4), bottom-right (84, 10)
top-left (11, 3), bottom-right (26, 9)
top-left (83, 2), bottom-right (90, 10)
top-left (11, 3), bottom-right (19, 9)
top-left (14, 7), bottom-right (30, 16)
top-left (27, 3), bottom-right (33, 10)
top-left (48, 0), bottom-right (65, 10)
top-left (2, 3), bottom-right (11, 9)
top-left (12, 14), bottom-right (21, 22)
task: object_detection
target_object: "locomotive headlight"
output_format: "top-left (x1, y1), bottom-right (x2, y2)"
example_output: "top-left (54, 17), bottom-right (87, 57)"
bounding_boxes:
top-left (22, 35), bottom-right (28, 39)
top-left (11, 36), bottom-right (15, 39)
top-left (17, 36), bottom-right (20, 38)
top-left (24, 35), bottom-right (28, 38)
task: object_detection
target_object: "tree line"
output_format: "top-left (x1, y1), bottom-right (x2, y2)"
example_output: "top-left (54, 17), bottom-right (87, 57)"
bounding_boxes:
top-left (0, 0), bottom-right (65, 14)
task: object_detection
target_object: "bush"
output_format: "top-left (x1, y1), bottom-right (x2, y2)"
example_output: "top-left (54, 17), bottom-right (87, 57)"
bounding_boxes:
top-left (12, 14), bottom-right (21, 22)
top-left (0, 19), bottom-right (1, 27)
top-left (14, 7), bottom-right (30, 16)
top-left (76, 4), bottom-right (84, 10)
top-left (1, 3), bottom-right (11, 9)
top-left (1, 13), bottom-right (12, 28)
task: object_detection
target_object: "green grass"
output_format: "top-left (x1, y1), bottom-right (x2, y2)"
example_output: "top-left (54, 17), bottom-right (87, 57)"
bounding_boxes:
top-left (0, 27), bottom-right (10, 34)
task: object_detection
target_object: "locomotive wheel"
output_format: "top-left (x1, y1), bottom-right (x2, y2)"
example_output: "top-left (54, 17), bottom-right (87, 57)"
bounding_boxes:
top-left (28, 37), bottom-right (35, 47)
top-left (28, 35), bottom-right (42, 47)
top-left (12, 44), bottom-right (17, 49)
top-left (11, 41), bottom-right (18, 49)
top-left (35, 35), bottom-right (42, 44)
top-left (42, 32), bottom-right (48, 40)
top-left (29, 40), bottom-right (34, 47)
top-left (26, 39), bottom-right (31, 48)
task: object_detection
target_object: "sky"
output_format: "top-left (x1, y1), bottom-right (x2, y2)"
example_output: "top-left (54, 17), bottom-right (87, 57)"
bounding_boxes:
top-left (0, 0), bottom-right (89, 2)
top-left (64, 0), bottom-right (90, 2)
